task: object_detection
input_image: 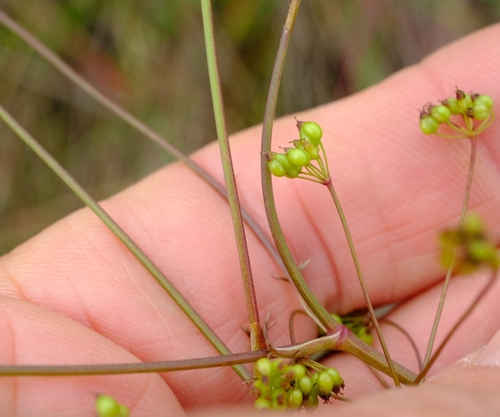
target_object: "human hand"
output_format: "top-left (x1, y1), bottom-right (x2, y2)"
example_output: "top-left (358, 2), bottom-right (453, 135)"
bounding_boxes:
top-left (1, 22), bottom-right (500, 417)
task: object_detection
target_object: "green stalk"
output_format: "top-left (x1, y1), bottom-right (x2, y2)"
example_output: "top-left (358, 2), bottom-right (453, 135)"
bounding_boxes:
top-left (325, 180), bottom-right (400, 386)
top-left (422, 137), bottom-right (477, 374)
top-left (0, 106), bottom-right (251, 381)
top-left (0, 350), bottom-right (268, 377)
top-left (0, 7), bottom-right (286, 289)
top-left (416, 267), bottom-right (497, 383)
top-left (260, 0), bottom-right (338, 332)
top-left (200, 0), bottom-right (264, 350)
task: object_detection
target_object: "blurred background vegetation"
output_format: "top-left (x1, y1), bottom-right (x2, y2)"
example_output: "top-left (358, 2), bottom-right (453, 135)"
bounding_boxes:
top-left (0, 0), bottom-right (499, 254)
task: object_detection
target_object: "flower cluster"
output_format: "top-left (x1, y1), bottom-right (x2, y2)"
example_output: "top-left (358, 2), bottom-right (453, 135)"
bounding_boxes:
top-left (440, 213), bottom-right (499, 274)
top-left (266, 120), bottom-right (330, 183)
top-left (252, 358), bottom-right (344, 412)
top-left (419, 88), bottom-right (494, 138)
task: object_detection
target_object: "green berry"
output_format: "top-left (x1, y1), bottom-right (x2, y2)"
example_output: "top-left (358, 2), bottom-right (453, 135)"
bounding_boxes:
top-left (300, 121), bottom-right (323, 146)
top-left (285, 165), bottom-right (301, 179)
top-left (274, 153), bottom-right (293, 172)
top-left (325, 367), bottom-right (344, 387)
top-left (286, 387), bottom-right (304, 409)
top-left (298, 375), bottom-right (313, 396)
top-left (474, 94), bottom-right (493, 109)
top-left (419, 114), bottom-right (440, 135)
top-left (291, 364), bottom-right (306, 381)
top-left (254, 397), bottom-right (271, 410)
top-left (471, 103), bottom-right (490, 120)
top-left (303, 386), bottom-right (319, 411)
top-left (96, 395), bottom-right (128, 417)
top-left (287, 148), bottom-right (310, 167)
top-left (268, 160), bottom-right (287, 177)
top-left (270, 388), bottom-right (287, 411)
top-left (430, 105), bottom-right (451, 123)
top-left (442, 98), bottom-right (462, 115)
top-left (456, 89), bottom-right (472, 111)
top-left (316, 370), bottom-right (334, 398)
top-left (254, 357), bottom-right (272, 377)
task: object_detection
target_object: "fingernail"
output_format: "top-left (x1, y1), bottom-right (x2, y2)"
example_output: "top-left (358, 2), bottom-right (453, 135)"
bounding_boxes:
top-left (475, 331), bottom-right (500, 366)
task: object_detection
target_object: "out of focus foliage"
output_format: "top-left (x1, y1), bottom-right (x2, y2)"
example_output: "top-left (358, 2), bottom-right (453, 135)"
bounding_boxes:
top-left (0, 0), bottom-right (499, 253)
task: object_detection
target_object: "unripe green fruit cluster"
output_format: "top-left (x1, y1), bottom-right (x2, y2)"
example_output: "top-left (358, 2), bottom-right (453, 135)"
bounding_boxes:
top-left (252, 358), bottom-right (344, 412)
top-left (95, 394), bottom-right (129, 417)
top-left (267, 121), bottom-right (323, 178)
top-left (419, 89), bottom-right (493, 135)
top-left (439, 213), bottom-right (499, 274)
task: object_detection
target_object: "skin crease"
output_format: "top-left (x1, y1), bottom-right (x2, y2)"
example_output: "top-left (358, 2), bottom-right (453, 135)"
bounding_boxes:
top-left (0, 22), bottom-right (500, 417)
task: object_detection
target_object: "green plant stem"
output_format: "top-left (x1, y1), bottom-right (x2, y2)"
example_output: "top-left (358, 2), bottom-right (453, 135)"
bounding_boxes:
top-left (260, 0), bottom-right (338, 332)
top-left (325, 179), bottom-right (400, 387)
top-left (415, 268), bottom-right (497, 383)
top-left (200, 0), bottom-right (264, 350)
top-left (0, 351), bottom-right (268, 377)
top-left (0, 105), bottom-right (251, 381)
top-left (422, 137), bottom-right (478, 375)
top-left (0, 7), bottom-right (287, 289)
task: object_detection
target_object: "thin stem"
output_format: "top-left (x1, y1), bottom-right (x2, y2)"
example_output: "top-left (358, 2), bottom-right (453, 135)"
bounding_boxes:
top-left (259, 0), bottom-right (338, 331)
top-left (0, 106), bottom-right (252, 381)
top-left (415, 268), bottom-right (497, 383)
top-left (383, 319), bottom-right (423, 372)
top-left (200, 0), bottom-right (264, 350)
top-left (422, 137), bottom-right (478, 373)
top-left (0, 351), bottom-right (268, 377)
top-left (0, 7), bottom-right (286, 292)
top-left (325, 180), bottom-right (400, 387)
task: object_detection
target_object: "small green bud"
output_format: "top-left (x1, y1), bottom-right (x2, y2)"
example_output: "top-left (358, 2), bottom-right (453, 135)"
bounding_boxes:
top-left (270, 388), bottom-right (287, 411)
top-left (419, 114), bottom-right (440, 135)
top-left (430, 105), bottom-right (451, 123)
top-left (287, 148), bottom-right (311, 167)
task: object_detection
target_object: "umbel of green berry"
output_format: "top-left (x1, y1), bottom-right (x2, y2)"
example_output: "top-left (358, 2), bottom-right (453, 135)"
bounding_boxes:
top-left (419, 88), bottom-right (494, 138)
top-left (439, 213), bottom-right (499, 274)
top-left (267, 119), bottom-right (330, 182)
top-left (95, 394), bottom-right (129, 417)
top-left (252, 358), bottom-right (344, 412)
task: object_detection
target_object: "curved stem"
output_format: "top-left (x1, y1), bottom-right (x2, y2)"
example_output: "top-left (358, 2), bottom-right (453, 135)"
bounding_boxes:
top-left (325, 180), bottom-right (400, 386)
top-left (259, 0), bottom-right (338, 332)
top-left (422, 137), bottom-right (478, 374)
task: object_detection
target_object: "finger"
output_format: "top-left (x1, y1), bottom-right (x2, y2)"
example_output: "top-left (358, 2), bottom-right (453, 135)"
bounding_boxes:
top-left (0, 297), bottom-right (181, 417)
top-left (191, 22), bottom-right (500, 313)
